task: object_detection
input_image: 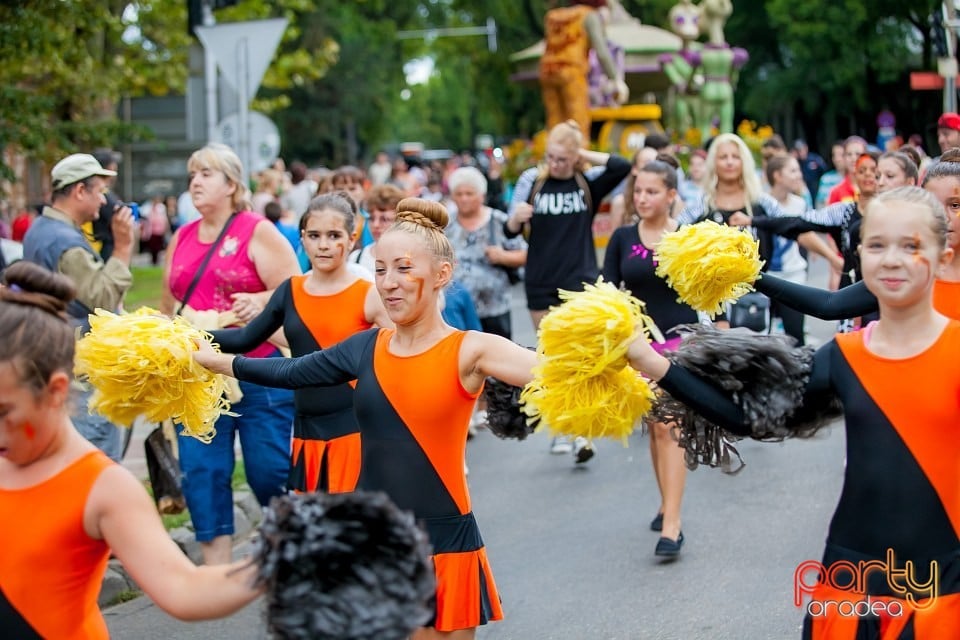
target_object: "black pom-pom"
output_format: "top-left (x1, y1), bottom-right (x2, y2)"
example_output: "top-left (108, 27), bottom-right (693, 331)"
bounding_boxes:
top-left (483, 377), bottom-right (539, 440)
top-left (251, 491), bottom-right (436, 640)
top-left (651, 324), bottom-right (842, 473)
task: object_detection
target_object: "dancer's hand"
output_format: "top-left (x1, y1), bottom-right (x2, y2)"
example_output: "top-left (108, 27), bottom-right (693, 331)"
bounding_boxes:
top-left (192, 338), bottom-right (234, 376)
top-left (231, 292), bottom-right (263, 323)
top-left (727, 211), bottom-right (751, 227)
top-left (626, 332), bottom-right (670, 381)
top-left (507, 203), bottom-right (533, 233)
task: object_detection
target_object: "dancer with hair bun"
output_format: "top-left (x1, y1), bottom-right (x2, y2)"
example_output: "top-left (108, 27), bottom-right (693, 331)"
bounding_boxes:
top-left (196, 198), bottom-right (549, 638)
top-left (0, 261), bottom-right (262, 638)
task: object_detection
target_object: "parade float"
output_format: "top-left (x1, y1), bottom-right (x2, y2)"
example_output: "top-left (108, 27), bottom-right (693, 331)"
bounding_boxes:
top-left (509, 0), bottom-right (749, 155)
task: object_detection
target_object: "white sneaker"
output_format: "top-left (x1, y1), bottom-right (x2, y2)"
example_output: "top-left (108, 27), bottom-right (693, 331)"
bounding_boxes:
top-left (550, 436), bottom-right (573, 455)
top-left (573, 437), bottom-right (594, 464)
top-left (471, 409), bottom-right (488, 430)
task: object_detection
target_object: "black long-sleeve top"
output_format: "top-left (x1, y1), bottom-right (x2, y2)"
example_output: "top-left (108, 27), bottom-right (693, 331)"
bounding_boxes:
top-left (656, 324), bottom-right (960, 596)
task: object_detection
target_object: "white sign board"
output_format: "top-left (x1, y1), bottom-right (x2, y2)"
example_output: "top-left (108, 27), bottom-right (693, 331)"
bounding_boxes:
top-left (214, 112), bottom-right (281, 173)
top-left (195, 18), bottom-right (287, 103)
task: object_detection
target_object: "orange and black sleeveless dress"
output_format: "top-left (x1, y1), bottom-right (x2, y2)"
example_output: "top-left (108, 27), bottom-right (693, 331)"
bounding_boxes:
top-left (657, 321), bottom-right (960, 639)
top-left (798, 322), bottom-right (960, 639)
top-left (0, 450), bottom-right (114, 639)
top-left (233, 328), bottom-right (503, 631)
top-left (213, 274), bottom-right (374, 493)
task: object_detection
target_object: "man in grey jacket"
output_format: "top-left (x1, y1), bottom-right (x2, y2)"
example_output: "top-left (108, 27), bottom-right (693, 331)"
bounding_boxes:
top-left (23, 153), bottom-right (136, 459)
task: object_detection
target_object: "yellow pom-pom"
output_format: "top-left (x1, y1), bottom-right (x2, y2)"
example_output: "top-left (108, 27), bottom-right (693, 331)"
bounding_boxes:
top-left (654, 221), bottom-right (763, 316)
top-left (74, 307), bottom-right (231, 442)
top-left (520, 279), bottom-right (657, 443)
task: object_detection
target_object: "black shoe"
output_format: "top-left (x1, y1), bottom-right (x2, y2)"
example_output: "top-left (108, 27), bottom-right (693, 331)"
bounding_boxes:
top-left (655, 532), bottom-right (684, 558)
top-left (649, 512), bottom-right (663, 532)
top-left (573, 437), bottom-right (594, 464)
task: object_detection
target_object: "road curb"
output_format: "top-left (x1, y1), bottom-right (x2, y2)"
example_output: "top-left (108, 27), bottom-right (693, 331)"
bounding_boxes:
top-left (100, 490), bottom-right (262, 608)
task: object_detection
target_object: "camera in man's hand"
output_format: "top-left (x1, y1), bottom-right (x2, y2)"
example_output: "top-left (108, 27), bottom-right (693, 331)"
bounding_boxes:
top-left (117, 202), bottom-right (140, 221)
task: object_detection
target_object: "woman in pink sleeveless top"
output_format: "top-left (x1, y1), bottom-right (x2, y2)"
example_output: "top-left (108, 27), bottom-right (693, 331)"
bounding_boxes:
top-left (161, 143), bottom-right (300, 565)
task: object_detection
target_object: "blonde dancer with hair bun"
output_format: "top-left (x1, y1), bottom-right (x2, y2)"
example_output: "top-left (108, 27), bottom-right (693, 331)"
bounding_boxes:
top-left (196, 198), bottom-right (545, 638)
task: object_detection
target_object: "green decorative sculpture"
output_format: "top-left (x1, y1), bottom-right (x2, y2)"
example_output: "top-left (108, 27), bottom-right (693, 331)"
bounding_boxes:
top-left (658, 0), bottom-right (747, 141)
top-left (697, 0), bottom-right (747, 139)
top-left (657, 1), bottom-right (703, 135)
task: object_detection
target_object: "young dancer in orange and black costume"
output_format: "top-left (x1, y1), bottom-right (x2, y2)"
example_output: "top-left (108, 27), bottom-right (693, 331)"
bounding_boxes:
top-left (0, 262), bottom-right (263, 639)
top-left (629, 187), bottom-right (960, 638)
top-left (211, 193), bottom-right (392, 494)
top-left (196, 198), bottom-right (546, 638)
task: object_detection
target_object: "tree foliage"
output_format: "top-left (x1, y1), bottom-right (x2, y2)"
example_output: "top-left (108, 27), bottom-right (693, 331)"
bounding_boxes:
top-left (720, 0), bottom-right (940, 150)
top-left (2, 0), bottom-right (950, 182)
top-left (0, 0), bottom-right (335, 183)
top-left (0, 1), bottom-right (191, 181)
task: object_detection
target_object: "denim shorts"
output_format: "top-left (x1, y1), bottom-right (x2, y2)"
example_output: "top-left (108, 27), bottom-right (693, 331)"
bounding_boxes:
top-left (178, 377), bottom-right (294, 541)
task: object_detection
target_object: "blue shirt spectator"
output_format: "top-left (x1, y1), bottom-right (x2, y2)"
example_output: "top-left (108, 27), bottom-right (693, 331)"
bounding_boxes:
top-left (441, 280), bottom-right (482, 331)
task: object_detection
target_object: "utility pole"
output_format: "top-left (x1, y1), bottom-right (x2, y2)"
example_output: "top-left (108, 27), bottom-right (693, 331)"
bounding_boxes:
top-left (942, 0), bottom-right (958, 113)
top-left (396, 18), bottom-right (497, 152)
top-left (396, 17), bottom-right (498, 53)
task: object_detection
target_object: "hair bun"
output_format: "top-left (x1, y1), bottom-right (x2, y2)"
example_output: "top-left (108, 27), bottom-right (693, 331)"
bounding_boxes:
top-left (940, 147), bottom-right (960, 164)
top-left (395, 198), bottom-right (449, 231)
top-left (1, 261), bottom-right (76, 318)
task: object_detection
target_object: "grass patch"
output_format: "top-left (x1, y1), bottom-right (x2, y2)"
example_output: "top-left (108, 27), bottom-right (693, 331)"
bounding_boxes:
top-left (232, 462), bottom-right (248, 490)
top-left (144, 461), bottom-right (248, 531)
top-left (125, 265), bottom-right (164, 310)
top-left (161, 510), bottom-right (192, 530)
top-left (107, 589), bottom-right (142, 607)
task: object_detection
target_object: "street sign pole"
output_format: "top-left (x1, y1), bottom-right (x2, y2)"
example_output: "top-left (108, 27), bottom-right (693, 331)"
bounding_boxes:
top-left (202, 3), bottom-right (218, 142)
top-left (237, 39), bottom-right (251, 185)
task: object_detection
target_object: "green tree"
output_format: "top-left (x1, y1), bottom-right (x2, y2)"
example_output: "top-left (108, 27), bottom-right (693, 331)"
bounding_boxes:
top-left (0, 0), bottom-right (335, 185)
top-left (726, 0), bottom-right (940, 150)
top-left (0, 1), bottom-right (192, 182)
top-left (376, 0), bottom-right (549, 155)
top-left (271, 0), bottom-right (435, 166)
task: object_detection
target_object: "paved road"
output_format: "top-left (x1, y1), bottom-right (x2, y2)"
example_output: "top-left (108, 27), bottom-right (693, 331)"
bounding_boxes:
top-left (107, 258), bottom-right (843, 639)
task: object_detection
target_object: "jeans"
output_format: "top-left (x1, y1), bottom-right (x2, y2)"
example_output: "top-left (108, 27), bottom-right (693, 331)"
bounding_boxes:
top-left (71, 382), bottom-right (122, 462)
top-left (178, 378), bottom-right (294, 542)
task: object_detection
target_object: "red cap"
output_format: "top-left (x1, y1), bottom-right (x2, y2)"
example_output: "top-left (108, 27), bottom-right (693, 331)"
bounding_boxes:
top-left (938, 113), bottom-right (960, 131)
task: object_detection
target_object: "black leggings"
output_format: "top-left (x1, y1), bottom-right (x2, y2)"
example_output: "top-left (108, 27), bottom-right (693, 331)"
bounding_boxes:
top-left (771, 299), bottom-right (805, 346)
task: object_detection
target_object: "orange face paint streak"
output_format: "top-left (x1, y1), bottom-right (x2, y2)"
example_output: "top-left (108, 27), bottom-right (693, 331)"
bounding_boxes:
top-left (909, 232), bottom-right (934, 281)
top-left (24, 423), bottom-right (35, 440)
top-left (400, 252), bottom-right (424, 301)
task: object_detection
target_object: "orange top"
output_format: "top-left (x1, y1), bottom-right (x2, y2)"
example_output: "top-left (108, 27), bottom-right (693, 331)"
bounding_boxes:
top-left (0, 450), bottom-right (114, 639)
top-left (291, 274), bottom-right (374, 348)
top-left (934, 278), bottom-right (960, 320)
top-left (835, 321), bottom-right (960, 538)
top-left (372, 329), bottom-right (479, 515)
top-left (540, 5), bottom-right (593, 77)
